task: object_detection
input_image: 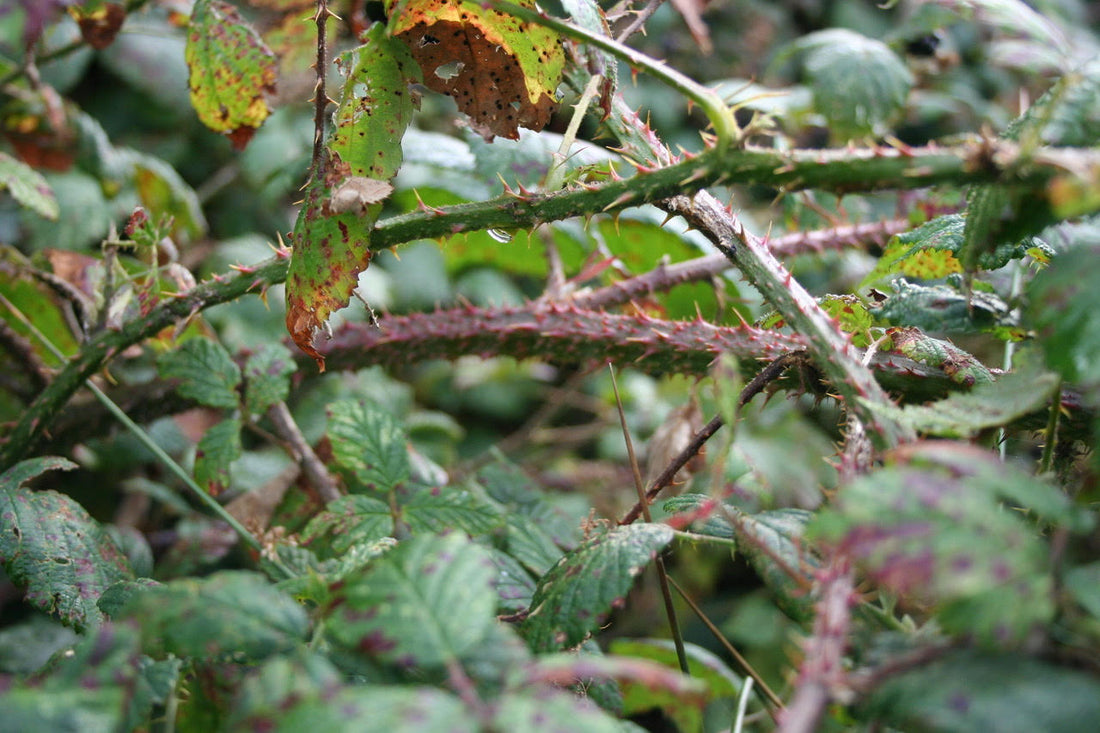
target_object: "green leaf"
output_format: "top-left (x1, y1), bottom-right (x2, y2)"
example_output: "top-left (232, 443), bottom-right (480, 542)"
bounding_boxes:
top-left (285, 25), bottom-right (419, 367)
top-left (0, 624), bottom-right (144, 732)
top-left (325, 533), bottom-right (497, 666)
top-left (127, 150), bottom-right (207, 241)
top-left (243, 344), bottom-right (296, 418)
top-left (532, 651), bottom-right (710, 731)
top-left (808, 443), bottom-right (1068, 643)
top-left (302, 495), bottom-right (394, 555)
top-left (185, 0), bottom-right (276, 147)
top-left (609, 638), bottom-right (743, 701)
top-left (887, 325), bottom-right (996, 385)
top-left (328, 25), bottom-right (421, 181)
top-left (0, 151), bottom-right (58, 220)
top-left (156, 338), bottom-right (242, 410)
top-left (796, 29), bottom-right (913, 139)
top-left (522, 524), bottom-right (674, 651)
top-left (860, 364), bottom-right (1060, 438)
top-left (506, 514), bottom-right (568, 575)
top-left (875, 279), bottom-right (1009, 336)
top-left (114, 570), bottom-right (308, 660)
top-left (0, 455), bottom-right (77, 489)
top-left (387, 0), bottom-right (564, 140)
top-left (1026, 243), bottom-right (1100, 390)
top-left (736, 509), bottom-right (818, 624)
top-left (1065, 562), bottom-right (1100, 620)
top-left (487, 546), bottom-right (537, 613)
top-left (403, 486), bottom-right (504, 536)
top-left (194, 418), bottom-right (242, 495)
top-left (859, 650), bottom-right (1100, 731)
top-left (492, 689), bottom-right (624, 732)
top-left (327, 400), bottom-right (410, 493)
top-left (0, 461), bottom-right (133, 630)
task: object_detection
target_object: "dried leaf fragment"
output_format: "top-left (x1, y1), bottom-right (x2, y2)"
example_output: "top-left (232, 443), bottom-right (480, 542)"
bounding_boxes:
top-left (387, 0), bottom-right (564, 140)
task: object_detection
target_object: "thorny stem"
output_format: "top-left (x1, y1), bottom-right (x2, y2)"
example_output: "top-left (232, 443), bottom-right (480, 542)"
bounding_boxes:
top-left (310, 0), bottom-right (331, 176)
top-left (778, 559), bottom-right (856, 733)
top-left (609, 365), bottom-right (690, 676)
top-left (2, 138), bottom-right (1095, 467)
top-left (1039, 379), bottom-right (1063, 475)
top-left (491, 1), bottom-right (741, 148)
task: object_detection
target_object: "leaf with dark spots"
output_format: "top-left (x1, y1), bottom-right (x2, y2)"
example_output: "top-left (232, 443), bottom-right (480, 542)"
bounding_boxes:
top-left (71, 2), bottom-right (127, 50)
top-left (324, 533), bottom-right (497, 666)
top-left (185, 0), bottom-right (277, 148)
top-left (285, 25), bottom-right (419, 367)
top-left (0, 458), bottom-right (133, 630)
top-left (111, 571), bottom-right (308, 660)
top-left (386, 0), bottom-right (564, 141)
top-left (521, 524), bottom-right (673, 651)
top-left (808, 442), bottom-right (1071, 643)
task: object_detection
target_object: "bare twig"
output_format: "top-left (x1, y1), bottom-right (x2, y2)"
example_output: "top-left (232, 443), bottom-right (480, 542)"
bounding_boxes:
top-left (609, 364), bottom-right (690, 675)
top-left (265, 401), bottom-right (341, 503)
top-left (614, 0), bottom-right (665, 42)
top-left (618, 351), bottom-right (808, 525)
top-left (668, 575), bottom-right (784, 716)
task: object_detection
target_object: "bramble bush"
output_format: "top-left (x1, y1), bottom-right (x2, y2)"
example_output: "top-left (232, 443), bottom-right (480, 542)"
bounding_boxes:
top-left (1, 0), bottom-right (1100, 730)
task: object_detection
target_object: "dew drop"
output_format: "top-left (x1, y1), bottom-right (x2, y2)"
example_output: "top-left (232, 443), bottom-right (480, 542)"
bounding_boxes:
top-left (488, 228), bottom-right (513, 243)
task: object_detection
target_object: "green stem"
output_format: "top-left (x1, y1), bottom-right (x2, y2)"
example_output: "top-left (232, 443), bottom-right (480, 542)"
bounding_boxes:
top-left (1039, 379), bottom-right (1063, 475)
top-left (490, 1), bottom-right (740, 149)
top-left (2, 139), bottom-right (1096, 467)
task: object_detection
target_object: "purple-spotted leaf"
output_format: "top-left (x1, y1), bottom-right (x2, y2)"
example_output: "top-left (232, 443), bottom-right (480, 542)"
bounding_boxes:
top-left (386, 0), bottom-right (564, 141)
top-left (327, 400), bottom-right (410, 493)
top-left (808, 442), bottom-right (1071, 643)
top-left (112, 570), bottom-right (308, 660)
top-left (285, 25), bottom-right (419, 367)
top-left (492, 688), bottom-right (627, 731)
top-left (521, 524), bottom-right (674, 651)
top-left (324, 533), bottom-right (497, 666)
top-left (185, 0), bottom-right (276, 149)
top-left (0, 458), bottom-right (133, 630)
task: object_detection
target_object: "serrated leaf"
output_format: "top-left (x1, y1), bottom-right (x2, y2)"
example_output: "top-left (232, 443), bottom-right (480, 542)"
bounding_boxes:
top-left (487, 546), bottom-right (537, 613)
top-left (0, 455), bottom-right (78, 490)
top-left (243, 344), bottom-right (296, 418)
top-left (0, 151), bottom-right (58, 220)
top-left (860, 365), bottom-right (1060, 438)
top-left (157, 338), bottom-right (241, 409)
top-left (493, 689), bottom-right (624, 732)
top-left (325, 533), bottom-right (497, 666)
top-left (875, 278), bottom-right (1009, 335)
top-left (0, 463), bottom-right (133, 630)
top-left (194, 418), bottom-right (242, 496)
top-left (808, 442), bottom-right (1070, 643)
top-left (797, 29), bottom-right (912, 139)
top-left (327, 400), bottom-right (410, 493)
top-left (1026, 243), bottom-right (1100, 390)
top-left (285, 25), bottom-right (418, 367)
top-left (887, 326), bottom-right (996, 385)
top-left (302, 495), bottom-right (393, 556)
top-left (506, 514), bottom-right (567, 575)
top-left (387, 0), bottom-right (564, 140)
top-left (403, 486), bottom-right (504, 535)
top-left (114, 570), bottom-right (308, 659)
top-left (522, 524), bottom-right (674, 651)
top-left (736, 509), bottom-right (817, 624)
top-left (859, 650), bottom-right (1100, 731)
top-left (185, 0), bottom-right (276, 148)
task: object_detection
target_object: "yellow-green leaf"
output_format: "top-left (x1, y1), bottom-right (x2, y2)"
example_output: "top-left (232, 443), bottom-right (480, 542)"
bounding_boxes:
top-left (185, 0), bottom-right (276, 149)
